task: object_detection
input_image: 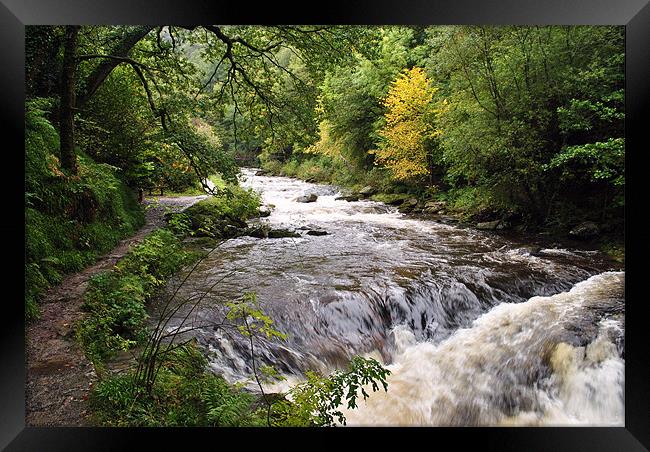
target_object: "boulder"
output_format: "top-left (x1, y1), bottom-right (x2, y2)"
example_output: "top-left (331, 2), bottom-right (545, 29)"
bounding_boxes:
top-left (476, 220), bottom-right (501, 230)
top-left (424, 201), bottom-right (446, 211)
top-left (569, 221), bottom-right (600, 240)
top-left (222, 224), bottom-right (241, 237)
top-left (518, 246), bottom-right (543, 257)
top-left (268, 229), bottom-right (301, 238)
top-left (247, 228), bottom-right (268, 239)
top-left (297, 223), bottom-right (320, 231)
top-left (306, 230), bottom-right (328, 236)
top-left (255, 169), bottom-right (269, 176)
top-left (258, 205), bottom-right (272, 217)
top-left (358, 186), bottom-right (377, 197)
top-left (386, 197), bottom-right (407, 206)
top-left (423, 201), bottom-right (447, 214)
top-left (227, 217), bottom-right (248, 229)
top-left (398, 198), bottom-right (419, 213)
top-left (438, 215), bottom-right (459, 224)
top-left (246, 224), bottom-right (270, 238)
top-left (335, 194), bottom-right (360, 202)
top-left (296, 193), bottom-right (318, 203)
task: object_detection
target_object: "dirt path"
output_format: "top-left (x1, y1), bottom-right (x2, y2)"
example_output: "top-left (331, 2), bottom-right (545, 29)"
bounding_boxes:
top-left (25, 195), bottom-right (206, 426)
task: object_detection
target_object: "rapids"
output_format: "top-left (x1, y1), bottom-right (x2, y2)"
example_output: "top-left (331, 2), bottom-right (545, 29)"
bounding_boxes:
top-left (160, 168), bottom-right (624, 426)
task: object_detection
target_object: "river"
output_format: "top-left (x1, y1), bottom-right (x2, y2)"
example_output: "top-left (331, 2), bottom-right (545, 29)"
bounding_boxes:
top-left (161, 168), bottom-right (624, 426)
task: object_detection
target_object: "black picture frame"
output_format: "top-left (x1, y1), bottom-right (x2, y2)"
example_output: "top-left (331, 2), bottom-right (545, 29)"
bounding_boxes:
top-left (2, 0), bottom-right (647, 450)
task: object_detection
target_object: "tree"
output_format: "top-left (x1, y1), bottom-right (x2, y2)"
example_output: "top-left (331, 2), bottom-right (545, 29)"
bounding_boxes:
top-left (59, 26), bottom-right (80, 174)
top-left (430, 25), bottom-right (624, 224)
top-left (29, 25), bottom-right (367, 187)
top-left (372, 67), bottom-right (442, 184)
top-left (315, 27), bottom-right (427, 171)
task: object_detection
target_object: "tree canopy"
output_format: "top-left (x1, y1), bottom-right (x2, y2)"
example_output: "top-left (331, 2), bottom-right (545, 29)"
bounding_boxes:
top-left (26, 24), bottom-right (624, 229)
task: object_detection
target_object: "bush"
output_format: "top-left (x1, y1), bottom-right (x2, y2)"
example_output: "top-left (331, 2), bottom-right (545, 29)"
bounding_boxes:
top-left (90, 341), bottom-right (391, 427)
top-left (441, 186), bottom-right (508, 221)
top-left (185, 185), bottom-right (260, 221)
top-left (90, 343), bottom-right (265, 427)
top-left (115, 229), bottom-right (194, 291)
top-left (271, 356), bottom-right (390, 427)
top-left (79, 273), bottom-right (148, 362)
top-left (261, 159), bottom-right (284, 175)
top-left (182, 184), bottom-right (261, 237)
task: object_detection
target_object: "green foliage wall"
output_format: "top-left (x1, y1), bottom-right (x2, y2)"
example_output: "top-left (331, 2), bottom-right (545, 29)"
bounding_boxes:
top-left (260, 25), bottom-right (624, 231)
top-left (429, 26), bottom-right (624, 225)
top-left (25, 101), bottom-right (145, 320)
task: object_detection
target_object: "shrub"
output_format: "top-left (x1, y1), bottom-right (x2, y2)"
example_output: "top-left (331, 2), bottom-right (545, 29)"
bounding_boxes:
top-left (90, 343), bottom-right (265, 427)
top-left (271, 356), bottom-right (390, 426)
top-left (261, 159), bottom-right (284, 175)
top-left (79, 273), bottom-right (148, 362)
top-left (182, 184), bottom-right (261, 237)
top-left (115, 229), bottom-right (194, 291)
top-left (185, 185), bottom-right (260, 221)
top-left (441, 186), bottom-right (507, 221)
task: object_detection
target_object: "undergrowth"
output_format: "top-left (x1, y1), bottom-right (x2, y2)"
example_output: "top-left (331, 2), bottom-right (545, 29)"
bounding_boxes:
top-left (25, 100), bottom-right (144, 320)
top-left (77, 228), bottom-right (198, 365)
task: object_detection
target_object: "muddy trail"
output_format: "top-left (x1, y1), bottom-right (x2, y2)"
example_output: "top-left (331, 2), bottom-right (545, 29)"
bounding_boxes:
top-left (25, 195), bottom-right (205, 426)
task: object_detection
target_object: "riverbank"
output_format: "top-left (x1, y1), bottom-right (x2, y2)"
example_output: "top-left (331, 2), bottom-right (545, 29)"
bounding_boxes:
top-left (25, 195), bottom-right (206, 426)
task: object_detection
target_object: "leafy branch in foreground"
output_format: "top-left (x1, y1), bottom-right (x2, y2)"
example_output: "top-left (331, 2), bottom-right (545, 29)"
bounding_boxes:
top-left (271, 356), bottom-right (391, 426)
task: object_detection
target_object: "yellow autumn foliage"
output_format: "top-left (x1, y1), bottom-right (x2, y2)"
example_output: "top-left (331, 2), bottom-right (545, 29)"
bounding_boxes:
top-left (372, 67), bottom-right (442, 181)
top-left (304, 120), bottom-right (347, 161)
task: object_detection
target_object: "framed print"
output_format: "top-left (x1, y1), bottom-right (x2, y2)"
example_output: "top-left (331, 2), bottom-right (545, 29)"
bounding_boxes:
top-left (3, 0), bottom-right (648, 450)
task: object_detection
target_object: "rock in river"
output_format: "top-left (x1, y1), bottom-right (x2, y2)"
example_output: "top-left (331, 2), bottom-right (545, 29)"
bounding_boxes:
top-left (476, 220), bottom-right (501, 230)
top-left (258, 205), bottom-right (273, 217)
top-left (398, 198), bottom-right (419, 213)
top-left (423, 201), bottom-right (447, 214)
top-left (359, 186), bottom-right (377, 197)
top-left (268, 229), bottom-right (301, 238)
top-left (335, 194), bottom-right (360, 202)
top-left (569, 221), bottom-right (600, 240)
top-left (246, 226), bottom-right (269, 238)
top-left (296, 193), bottom-right (318, 203)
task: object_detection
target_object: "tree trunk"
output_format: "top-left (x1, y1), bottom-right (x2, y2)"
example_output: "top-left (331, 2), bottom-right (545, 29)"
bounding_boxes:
top-left (59, 25), bottom-right (80, 174)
